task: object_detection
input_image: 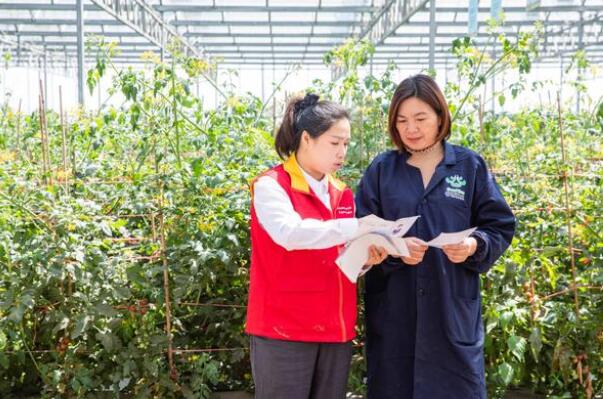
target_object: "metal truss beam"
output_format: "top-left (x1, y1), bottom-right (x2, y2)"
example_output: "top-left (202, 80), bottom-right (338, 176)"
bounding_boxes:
top-left (5, 50), bottom-right (599, 68)
top-left (2, 3), bottom-right (600, 14)
top-left (158, 5), bottom-right (603, 14)
top-left (8, 29), bottom-right (601, 42)
top-left (0, 34), bottom-right (66, 63)
top-left (154, 5), bottom-right (377, 13)
top-left (0, 3), bottom-right (377, 13)
top-left (27, 39), bottom-right (603, 51)
top-left (0, 18), bottom-right (361, 28)
top-left (540, 12), bottom-right (603, 57)
top-left (88, 0), bottom-right (206, 59)
top-left (359, 0), bottom-right (430, 45)
top-left (2, 31), bottom-right (351, 39)
top-left (21, 47), bottom-right (602, 60)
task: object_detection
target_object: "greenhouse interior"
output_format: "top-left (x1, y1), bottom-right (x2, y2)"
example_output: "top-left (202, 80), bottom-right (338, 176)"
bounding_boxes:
top-left (0, 0), bottom-right (601, 398)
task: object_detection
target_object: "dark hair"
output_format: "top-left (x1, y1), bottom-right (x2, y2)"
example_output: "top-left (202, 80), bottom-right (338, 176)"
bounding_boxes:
top-left (387, 74), bottom-right (451, 152)
top-left (274, 93), bottom-right (350, 159)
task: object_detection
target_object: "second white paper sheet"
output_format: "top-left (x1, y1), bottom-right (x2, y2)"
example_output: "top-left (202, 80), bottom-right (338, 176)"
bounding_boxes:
top-left (427, 227), bottom-right (477, 248)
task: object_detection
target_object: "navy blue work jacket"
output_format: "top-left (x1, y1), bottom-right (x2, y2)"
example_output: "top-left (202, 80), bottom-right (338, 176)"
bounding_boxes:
top-left (356, 142), bottom-right (516, 399)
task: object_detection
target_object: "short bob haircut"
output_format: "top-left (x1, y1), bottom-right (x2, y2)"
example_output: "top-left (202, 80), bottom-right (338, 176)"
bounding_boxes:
top-left (387, 74), bottom-right (451, 152)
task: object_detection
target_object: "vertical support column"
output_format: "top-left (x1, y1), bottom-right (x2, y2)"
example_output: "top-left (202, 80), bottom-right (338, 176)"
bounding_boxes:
top-left (214, 65), bottom-right (219, 108)
top-left (428, 0), bottom-right (436, 73)
top-left (468, 0), bottom-right (478, 36)
top-left (271, 62), bottom-right (276, 132)
top-left (576, 11), bottom-right (584, 114)
top-left (559, 54), bottom-right (564, 95)
top-left (43, 44), bottom-right (48, 107)
top-left (261, 63), bottom-right (265, 103)
top-left (76, 0), bottom-right (85, 107)
top-left (160, 6), bottom-right (165, 62)
top-left (17, 35), bottom-right (21, 67)
top-left (63, 45), bottom-right (68, 74)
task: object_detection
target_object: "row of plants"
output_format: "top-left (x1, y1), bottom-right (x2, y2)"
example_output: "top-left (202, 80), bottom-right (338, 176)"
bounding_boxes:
top-left (0, 23), bottom-right (601, 398)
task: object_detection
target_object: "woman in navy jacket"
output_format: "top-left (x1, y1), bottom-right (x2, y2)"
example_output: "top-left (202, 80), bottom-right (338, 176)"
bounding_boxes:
top-left (356, 74), bottom-right (516, 398)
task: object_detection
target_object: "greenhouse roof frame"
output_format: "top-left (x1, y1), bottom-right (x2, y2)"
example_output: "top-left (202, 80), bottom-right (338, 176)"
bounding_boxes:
top-left (1, 1), bottom-right (602, 70)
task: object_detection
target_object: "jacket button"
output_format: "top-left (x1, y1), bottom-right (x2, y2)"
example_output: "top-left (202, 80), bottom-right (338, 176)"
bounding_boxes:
top-left (422, 198), bottom-right (427, 204)
top-left (418, 288), bottom-right (425, 296)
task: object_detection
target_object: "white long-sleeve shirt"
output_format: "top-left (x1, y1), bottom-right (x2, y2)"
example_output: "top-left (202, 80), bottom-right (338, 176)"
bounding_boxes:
top-left (253, 169), bottom-right (358, 251)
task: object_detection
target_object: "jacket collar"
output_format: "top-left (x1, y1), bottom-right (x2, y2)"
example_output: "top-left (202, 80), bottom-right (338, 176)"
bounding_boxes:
top-left (283, 153), bottom-right (346, 194)
top-left (442, 141), bottom-right (457, 166)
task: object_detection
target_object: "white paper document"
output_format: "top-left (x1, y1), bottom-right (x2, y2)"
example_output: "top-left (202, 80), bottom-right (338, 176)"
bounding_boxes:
top-left (351, 215), bottom-right (420, 240)
top-left (336, 215), bottom-right (420, 283)
top-left (426, 227), bottom-right (477, 248)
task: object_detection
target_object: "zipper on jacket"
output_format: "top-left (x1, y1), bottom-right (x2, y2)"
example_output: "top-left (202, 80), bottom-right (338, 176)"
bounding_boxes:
top-left (337, 271), bottom-right (346, 341)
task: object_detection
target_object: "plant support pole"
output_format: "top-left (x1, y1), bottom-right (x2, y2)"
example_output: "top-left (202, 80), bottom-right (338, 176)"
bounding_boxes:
top-left (153, 132), bottom-right (177, 381)
top-left (59, 86), bottom-right (69, 191)
top-left (557, 92), bottom-right (580, 319)
top-left (16, 99), bottom-right (22, 161)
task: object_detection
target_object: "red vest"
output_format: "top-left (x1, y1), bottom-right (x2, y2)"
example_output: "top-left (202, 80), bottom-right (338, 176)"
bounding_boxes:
top-left (246, 155), bottom-right (357, 342)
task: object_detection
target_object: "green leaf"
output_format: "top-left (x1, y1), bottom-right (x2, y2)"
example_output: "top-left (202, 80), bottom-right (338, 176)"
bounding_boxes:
top-left (52, 316), bottom-right (70, 335)
top-left (126, 264), bottom-right (146, 286)
top-left (507, 335), bottom-right (527, 362)
top-left (540, 256), bottom-right (558, 289)
top-left (86, 69), bottom-right (99, 95)
top-left (499, 311), bottom-right (513, 329)
top-left (94, 303), bottom-right (118, 318)
top-left (0, 353), bottom-right (8, 369)
top-left (99, 221), bottom-right (113, 237)
top-left (71, 315), bottom-right (92, 339)
top-left (529, 327), bottom-right (543, 362)
top-left (95, 331), bottom-right (121, 353)
top-left (498, 362), bottom-right (514, 385)
top-left (8, 304), bottom-right (25, 323)
top-left (0, 330), bottom-right (6, 350)
top-left (485, 316), bottom-right (498, 333)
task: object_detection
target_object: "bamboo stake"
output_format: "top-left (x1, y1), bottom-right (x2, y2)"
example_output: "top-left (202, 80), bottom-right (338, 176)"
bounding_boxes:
top-left (151, 212), bottom-right (157, 242)
top-left (38, 79), bottom-right (52, 186)
top-left (38, 92), bottom-right (48, 185)
top-left (15, 99), bottom-right (22, 161)
top-left (154, 133), bottom-right (177, 381)
top-left (557, 92), bottom-right (580, 319)
top-left (159, 208), bottom-right (177, 381)
top-left (59, 86), bottom-right (68, 190)
top-left (41, 83), bottom-right (50, 177)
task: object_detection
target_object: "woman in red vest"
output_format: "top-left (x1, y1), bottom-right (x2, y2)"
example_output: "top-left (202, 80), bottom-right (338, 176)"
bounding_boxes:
top-left (246, 93), bottom-right (386, 398)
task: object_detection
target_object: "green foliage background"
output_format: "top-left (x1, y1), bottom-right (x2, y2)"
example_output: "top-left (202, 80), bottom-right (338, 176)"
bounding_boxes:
top-left (0, 28), bottom-right (601, 398)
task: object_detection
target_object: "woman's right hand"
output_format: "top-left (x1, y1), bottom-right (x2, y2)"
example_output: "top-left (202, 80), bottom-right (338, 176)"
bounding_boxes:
top-left (401, 237), bottom-right (428, 265)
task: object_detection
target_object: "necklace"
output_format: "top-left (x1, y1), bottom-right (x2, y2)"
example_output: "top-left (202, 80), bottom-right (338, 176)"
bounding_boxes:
top-left (406, 140), bottom-right (441, 154)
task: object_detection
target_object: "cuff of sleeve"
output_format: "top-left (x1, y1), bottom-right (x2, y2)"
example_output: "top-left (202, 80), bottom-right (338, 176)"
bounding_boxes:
top-left (468, 231), bottom-right (488, 263)
top-left (338, 218), bottom-right (359, 242)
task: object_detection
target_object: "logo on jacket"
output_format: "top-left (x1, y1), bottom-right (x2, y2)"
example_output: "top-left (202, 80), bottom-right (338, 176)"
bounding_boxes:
top-left (335, 205), bottom-right (354, 216)
top-left (444, 175), bottom-right (466, 201)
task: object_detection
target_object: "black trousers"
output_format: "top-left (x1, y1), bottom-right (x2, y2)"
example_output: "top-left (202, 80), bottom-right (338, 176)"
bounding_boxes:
top-left (250, 335), bottom-right (353, 399)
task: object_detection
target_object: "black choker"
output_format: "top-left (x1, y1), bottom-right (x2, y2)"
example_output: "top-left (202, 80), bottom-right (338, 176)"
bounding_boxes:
top-left (406, 141), bottom-right (441, 154)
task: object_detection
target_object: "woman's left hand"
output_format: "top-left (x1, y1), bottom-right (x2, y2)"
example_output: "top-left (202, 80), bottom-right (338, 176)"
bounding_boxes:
top-left (361, 245), bottom-right (388, 274)
top-left (442, 237), bottom-right (478, 263)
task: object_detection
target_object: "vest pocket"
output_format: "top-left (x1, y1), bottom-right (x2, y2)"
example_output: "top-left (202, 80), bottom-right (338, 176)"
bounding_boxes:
top-left (276, 249), bottom-right (331, 292)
